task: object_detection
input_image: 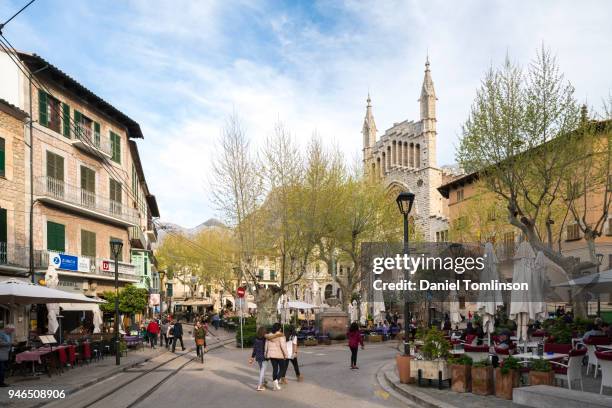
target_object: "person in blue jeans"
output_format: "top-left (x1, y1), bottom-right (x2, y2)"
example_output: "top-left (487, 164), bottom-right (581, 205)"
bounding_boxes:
top-left (0, 329), bottom-right (12, 387)
top-left (249, 327), bottom-right (267, 391)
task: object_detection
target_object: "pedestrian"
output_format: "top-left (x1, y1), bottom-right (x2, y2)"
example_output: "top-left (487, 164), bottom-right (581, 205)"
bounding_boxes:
top-left (265, 323), bottom-right (288, 390)
top-left (212, 313), bottom-right (220, 330)
top-left (166, 321), bottom-right (175, 350)
top-left (160, 319), bottom-right (169, 348)
top-left (147, 318), bottom-right (160, 348)
top-left (194, 321), bottom-right (208, 357)
top-left (347, 322), bottom-right (364, 369)
top-left (280, 325), bottom-right (302, 383)
top-left (249, 326), bottom-right (268, 391)
top-left (172, 319), bottom-right (185, 352)
top-left (0, 328), bottom-right (11, 387)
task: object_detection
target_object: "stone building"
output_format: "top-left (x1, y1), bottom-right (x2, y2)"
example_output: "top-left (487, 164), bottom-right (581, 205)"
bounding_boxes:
top-left (0, 50), bottom-right (160, 328)
top-left (363, 58), bottom-right (461, 241)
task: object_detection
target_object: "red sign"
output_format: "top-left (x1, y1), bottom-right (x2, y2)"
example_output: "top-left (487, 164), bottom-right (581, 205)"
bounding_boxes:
top-left (102, 260), bottom-right (110, 271)
top-left (237, 287), bottom-right (246, 298)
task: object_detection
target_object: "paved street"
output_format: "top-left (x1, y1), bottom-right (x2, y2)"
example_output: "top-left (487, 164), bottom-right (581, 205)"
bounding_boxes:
top-left (47, 337), bottom-right (404, 408)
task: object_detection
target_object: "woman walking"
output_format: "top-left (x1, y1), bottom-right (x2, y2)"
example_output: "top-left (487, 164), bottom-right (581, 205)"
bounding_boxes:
top-left (280, 326), bottom-right (302, 383)
top-left (166, 321), bottom-right (175, 350)
top-left (194, 321), bottom-right (208, 358)
top-left (249, 326), bottom-right (268, 391)
top-left (265, 323), bottom-right (288, 390)
top-left (347, 322), bottom-right (364, 369)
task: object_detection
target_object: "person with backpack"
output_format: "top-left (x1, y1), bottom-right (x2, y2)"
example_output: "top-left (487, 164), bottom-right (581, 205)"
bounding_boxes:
top-left (172, 319), bottom-right (185, 352)
top-left (265, 323), bottom-right (287, 390)
top-left (347, 322), bottom-right (364, 369)
top-left (249, 326), bottom-right (268, 391)
top-left (279, 325), bottom-right (302, 383)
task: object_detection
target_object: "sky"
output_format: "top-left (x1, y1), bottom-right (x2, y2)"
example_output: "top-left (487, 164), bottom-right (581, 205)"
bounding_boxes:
top-left (1, 0), bottom-right (611, 228)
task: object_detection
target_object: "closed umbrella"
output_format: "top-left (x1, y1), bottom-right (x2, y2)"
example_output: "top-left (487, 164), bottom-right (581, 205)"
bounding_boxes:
top-left (476, 242), bottom-right (504, 345)
top-left (530, 252), bottom-right (550, 323)
top-left (93, 305), bottom-right (103, 334)
top-left (350, 300), bottom-right (358, 323)
top-left (0, 278), bottom-right (103, 304)
top-left (509, 241), bottom-right (536, 348)
top-left (372, 285), bottom-right (386, 323)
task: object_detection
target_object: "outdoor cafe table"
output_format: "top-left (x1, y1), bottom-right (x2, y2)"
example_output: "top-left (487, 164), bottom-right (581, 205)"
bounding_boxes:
top-left (16, 345), bottom-right (73, 374)
top-left (513, 352), bottom-right (568, 360)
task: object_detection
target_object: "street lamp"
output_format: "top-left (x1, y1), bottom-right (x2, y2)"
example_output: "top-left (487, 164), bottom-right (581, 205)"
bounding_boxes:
top-left (110, 238), bottom-right (123, 366)
top-left (158, 270), bottom-right (166, 315)
top-left (396, 191), bottom-right (415, 356)
top-left (596, 253), bottom-right (604, 317)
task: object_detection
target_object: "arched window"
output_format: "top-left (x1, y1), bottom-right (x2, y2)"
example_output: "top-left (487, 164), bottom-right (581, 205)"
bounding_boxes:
top-left (324, 284), bottom-right (333, 299)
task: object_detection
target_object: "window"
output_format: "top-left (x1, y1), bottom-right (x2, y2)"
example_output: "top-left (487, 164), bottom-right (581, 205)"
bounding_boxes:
top-left (46, 151), bottom-right (64, 198)
top-left (0, 137), bottom-right (5, 177)
top-left (74, 111), bottom-right (93, 142)
top-left (258, 269), bottom-right (264, 280)
top-left (62, 103), bottom-right (70, 138)
top-left (566, 224), bottom-right (581, 241)
top-left (315, 263), bottom-right (320, 273)
top-left (47, 221), bottom-right (65, 252)
top-left (81, 230), bottom-right (96, 258)
top-left (0, 208), bottom-right (7, 244)
top-left (269, 270), bottom-right (276, 281)
top-left (80, 166), bottom-right (95, 207)
top-left (487, 208), bottom-right (496, 221)
top-left (436, 230), bottom-right (449, 242)
top-left (503, 232), bottom-right (515, 258)
top-left (110, 131), bottom-right (121, 163)
top-left (93, 122), bottom-right (101, 147)
top-left (109, 237), bottom-right (123, 261)
top-left (456, 189), bottom-right (464, 202)
top-left (38, 90), bottom-right (61, 133)
top-left (110, 179), bottom-right (122, 214)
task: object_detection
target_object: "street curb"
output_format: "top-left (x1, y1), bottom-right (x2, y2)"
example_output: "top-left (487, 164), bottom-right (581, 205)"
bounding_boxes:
top-left (376, 362), bottom-right (459, 408)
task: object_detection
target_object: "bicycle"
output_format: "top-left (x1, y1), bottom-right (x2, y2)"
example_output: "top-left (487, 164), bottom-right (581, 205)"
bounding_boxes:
top-left (195, 341), bottom-right (206, 363)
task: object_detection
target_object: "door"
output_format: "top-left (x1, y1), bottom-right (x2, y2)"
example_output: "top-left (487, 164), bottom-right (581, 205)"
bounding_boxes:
top-left (80, 166), bottom-right (96, 207)
top-left (46, 151), bottom-right (64, 198)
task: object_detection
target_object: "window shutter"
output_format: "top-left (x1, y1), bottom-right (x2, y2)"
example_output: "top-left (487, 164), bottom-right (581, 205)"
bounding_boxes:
top-left (81, 230), bottom-right (96, 258)
top-left (38, 89), bottom-right (48, 126)
top-left (74, 110), bottom-right (82, 138)
top-left (110, 132), bottom-right (121, 163)
top-left (94, 122), bottom-right (101, 146)
top-left (47, 221), bottom-right (65, 252)
top-left (62, 103), bottom-right (70, 137)
top-left (0, 208), bottom-right (7, 243)
top-left (0, 137), bottom-right (5, 177)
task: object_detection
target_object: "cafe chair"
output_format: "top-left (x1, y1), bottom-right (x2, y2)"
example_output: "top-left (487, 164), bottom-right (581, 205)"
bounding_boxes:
top-left (550, 348), bottom-right (587, 391)
top-left (464, 344), bottom-right (490, 363)
top-left (595, 350), bottom-right (612, 395)
top-left (583, 336), bottom-right (611, 378)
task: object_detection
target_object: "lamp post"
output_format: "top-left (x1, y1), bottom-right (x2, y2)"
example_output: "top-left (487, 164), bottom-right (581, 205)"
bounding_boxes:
top-left (596, 253), bottom-right (604, 317)
top-left (396, 191), bottom-right (415, 356)
top-left (158, 270), bottom-right (166, 315)
top-left (110, 238), bottom-right (123, 366)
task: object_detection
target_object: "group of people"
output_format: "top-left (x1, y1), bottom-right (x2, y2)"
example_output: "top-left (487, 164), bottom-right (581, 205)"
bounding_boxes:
top-left (141, 317), bottom-right (186, 352)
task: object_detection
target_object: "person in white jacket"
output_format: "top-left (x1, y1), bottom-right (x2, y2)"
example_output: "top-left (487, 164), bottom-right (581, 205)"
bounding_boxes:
top-left (280, 326), bottom-right (302, 383)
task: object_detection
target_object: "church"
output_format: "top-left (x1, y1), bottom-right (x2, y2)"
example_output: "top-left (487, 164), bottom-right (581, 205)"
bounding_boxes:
top-left (362, 58), bottom-right (461, 241)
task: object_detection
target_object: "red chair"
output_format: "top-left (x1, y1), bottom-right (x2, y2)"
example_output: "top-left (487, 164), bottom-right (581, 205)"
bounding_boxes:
top-left (57, 347), bottom-right (68, 371)
top-left (464, 344), bottom-right (490, 363)
top-left (494, 346), bottom-right (515, 363)
top-left (67, 345), bottom-right (76, 367)
top-left (544, 342), bottom-right (572, 355)
top-left (531, 330), bottom-right (547, 340)
top-left (81, 342), bottom-right (92, 364)
top-left (465, 334), bottom-right (477, 345)
top-left (550, 348), bottom-right (587, 391)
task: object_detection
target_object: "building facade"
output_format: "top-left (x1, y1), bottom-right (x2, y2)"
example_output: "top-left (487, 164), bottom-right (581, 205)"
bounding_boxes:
top-left (363, 58), bottom-right (461, 241)
top-left (0, 50), bottom-right (160, 318)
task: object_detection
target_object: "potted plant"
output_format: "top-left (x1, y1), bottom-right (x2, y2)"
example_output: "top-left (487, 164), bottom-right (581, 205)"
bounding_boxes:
top-left (448, 354), bottom-right (473, 393)
top-left (495, 356), bottom-right (520, 400)
top-left (396, 344), bottom-right (413, 384)
top-left (529, 358), bottom-right (553, 385)
top-left (471, 359), bottom-right (494, 395)
top-left (411, 328), bottom-right (451, 388)
top-left (304, 335), bottom-right (318, 346)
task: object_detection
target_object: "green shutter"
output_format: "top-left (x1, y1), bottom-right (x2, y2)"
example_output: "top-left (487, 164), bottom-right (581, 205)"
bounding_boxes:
top-left (46, 151), bottom-right (64, 181)
top-left (0, 208), bottom-right (7, 243)
top-left (47, 221), bottom-right (65, 252)
top-left (81, 230), bottom-right (96, 258)
top-left (0, 137), bottom-right (5, 177)
top-left (74, 110), bottom-right (82, 138)
top-left (62, 103), bottom-right (70, 138)
top-left (94, 122), bottom-right (101, 147)
top-left (80, 166), bottom-right (95, 193)
top-left (38, 89), bottom-right (48, 126)
top-left (110, 132), bottom-right (121, 163)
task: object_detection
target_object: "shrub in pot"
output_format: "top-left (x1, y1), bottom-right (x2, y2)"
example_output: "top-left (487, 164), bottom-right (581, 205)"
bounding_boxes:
top-left (448, 354), bottom-right (473, 393)
top-left (495, 356), bottom-right (520, 400)
top-left (412, 328), bottom-right (451, 387)
top-left (529, 358), bottom-right (553, 386)
top-left (471, 359), bottom-right (494, 395)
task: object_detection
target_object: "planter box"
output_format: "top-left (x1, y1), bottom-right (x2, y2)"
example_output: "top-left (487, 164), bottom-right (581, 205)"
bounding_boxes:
top-left (413, 359), bottom-right (450, 389)
top-left (450, 364), bottom-right (471, 393)
top-left (495, 368), bottom-right (519, 400)
top-left (304, 338), bottom-right (318, 346)
top-left (368, 334), bottom-right (383, 343)
top-left (529, 370), bottom-right (554, 386)
top-left (471, 366), bottom-right (494, 395)
top-left (396, 354), bottom-right (414, 384)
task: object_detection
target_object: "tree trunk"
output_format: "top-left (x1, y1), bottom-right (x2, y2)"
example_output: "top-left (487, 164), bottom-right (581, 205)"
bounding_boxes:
top-left (255, 287), bottom-right (281, 327)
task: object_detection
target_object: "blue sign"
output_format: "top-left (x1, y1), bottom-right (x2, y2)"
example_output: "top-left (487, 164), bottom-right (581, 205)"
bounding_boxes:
top-left (51, 253), bottom-right (79, 272)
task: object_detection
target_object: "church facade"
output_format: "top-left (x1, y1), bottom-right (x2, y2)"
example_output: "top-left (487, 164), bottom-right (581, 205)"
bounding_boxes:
top-left (362, 58), bottom-right (461, 241)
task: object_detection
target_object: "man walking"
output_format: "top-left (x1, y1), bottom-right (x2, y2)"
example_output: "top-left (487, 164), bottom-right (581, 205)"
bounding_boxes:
top-left (172, 319), bottom-right (185, 352)
top-left (160, 319), bottom-right (169, 348)
top-left (147, 318), bottom-right (160, 348)
top-left (0, 328), bottom-right (12, 387)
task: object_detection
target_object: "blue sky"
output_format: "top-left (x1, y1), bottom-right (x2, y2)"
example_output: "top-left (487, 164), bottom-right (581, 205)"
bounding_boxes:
top-left (1, 0), bottom-right (611, 227)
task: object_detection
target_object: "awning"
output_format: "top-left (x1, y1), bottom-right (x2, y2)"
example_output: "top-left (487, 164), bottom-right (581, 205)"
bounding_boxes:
top-left (176, 299), bottom-right (212, 307)
top-left (60, 303), bottom-right (101, 312)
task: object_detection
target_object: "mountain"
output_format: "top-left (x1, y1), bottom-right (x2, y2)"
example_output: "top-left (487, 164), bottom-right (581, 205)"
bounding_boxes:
top-left (154, 218), bottom-right (227, 246)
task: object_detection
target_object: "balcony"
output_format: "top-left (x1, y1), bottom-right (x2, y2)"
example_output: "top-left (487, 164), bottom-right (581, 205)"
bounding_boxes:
top-left (70, 125), bottom-right (112, 159)
top-left (145, 221), bottom-right (157, 243)
top-left (129, 226), bottom-right (148, 249)
top-left (0, 243), bottom-right (50, 271)
top-left (35, 176), bottom-right (139, 227)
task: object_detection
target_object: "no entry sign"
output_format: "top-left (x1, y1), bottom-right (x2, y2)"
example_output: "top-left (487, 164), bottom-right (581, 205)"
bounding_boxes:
top-left (237, 287), bottom-right (246, 298)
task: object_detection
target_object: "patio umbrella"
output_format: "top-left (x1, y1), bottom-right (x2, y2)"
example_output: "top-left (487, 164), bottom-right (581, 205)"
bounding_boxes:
top-left (45, 266), bottom-right (60, 335)
top-left (350, 300), bottom-right (358, 323)
top-left (372, 285), bottom-right (386, 323)
top-left (93, 305), bottom-right (103, 334)
top-left (476, 242), bottom-right (504, 345)
top-left (509, 241), bottom-right (536, 348)
top-left (530, 252), bottom-right (550, 323)
top-left (0, 278), bottom-right (103, 305)
top-left (552, 268), bottom-right (611, 294)
top-left (449, 290), bottom-right (462, 326)
top-left (359, 301), bottom-right (367, 325)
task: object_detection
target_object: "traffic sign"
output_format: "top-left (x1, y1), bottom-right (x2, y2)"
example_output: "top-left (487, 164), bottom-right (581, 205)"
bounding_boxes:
top-left (237, 287), bottom-right (246, 298)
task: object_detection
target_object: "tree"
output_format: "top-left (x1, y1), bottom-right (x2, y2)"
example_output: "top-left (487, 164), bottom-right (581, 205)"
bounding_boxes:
top-left (100, 285), bottom-right (148, 315)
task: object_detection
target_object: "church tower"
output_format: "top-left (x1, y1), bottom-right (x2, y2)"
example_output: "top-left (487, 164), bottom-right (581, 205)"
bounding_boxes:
top-left (362, 93), bottom-right (377, 167)
top-left (418, 57), bottom-right (437, 168)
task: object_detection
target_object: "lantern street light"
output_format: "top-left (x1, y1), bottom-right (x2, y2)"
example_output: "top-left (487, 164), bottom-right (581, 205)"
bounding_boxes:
top-left (396, 191), bottom-right (415, 356)
top-left (110, 238), bottom-right (123, 366)
top-left (596, 253), bottom-right (604, 317)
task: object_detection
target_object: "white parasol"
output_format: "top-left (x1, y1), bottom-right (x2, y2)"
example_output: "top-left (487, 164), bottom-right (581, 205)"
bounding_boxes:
top-left (0, 278), bottom-right (103, 305)
top-left (476, 243), bottom-right (504, 344)
top-left (509, 241), bottom-right (536, 346)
